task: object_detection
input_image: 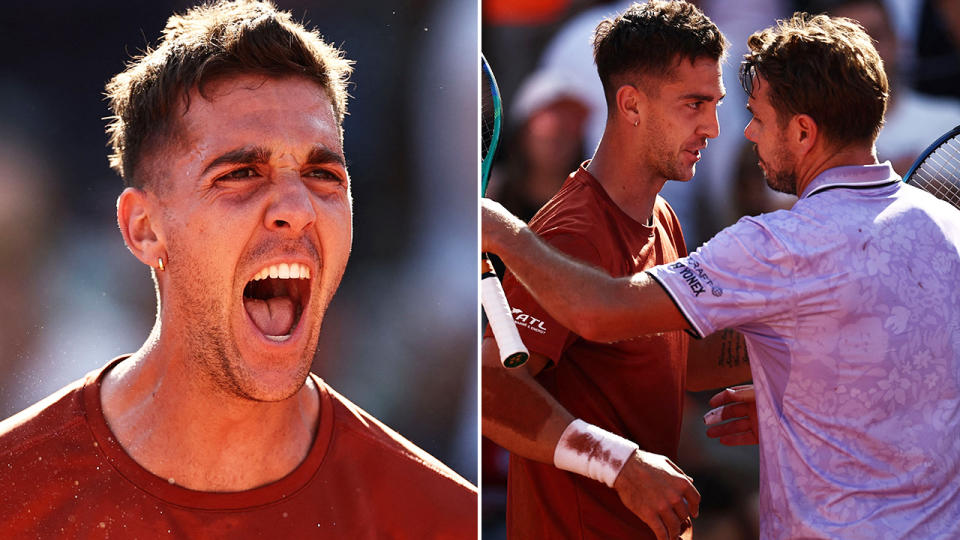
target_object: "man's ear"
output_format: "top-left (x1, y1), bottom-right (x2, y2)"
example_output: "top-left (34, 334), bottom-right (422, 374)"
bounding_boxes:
top-left (790, 113), bottom-right (820, 157)
top-left (117, 187), bottom-right (165, 270)
top-left (615, 83), bottom-right (648, 128)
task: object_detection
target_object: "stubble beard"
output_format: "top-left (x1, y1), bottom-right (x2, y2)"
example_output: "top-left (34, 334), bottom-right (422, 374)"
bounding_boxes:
top-left (654, 148), bottom-right (689, 182)
top-left (643, 121), bottom-right (690, 182)
top-left (763, 163), bottom-right (797, 195)
top-left (764, 170), bottom-right (797, 196)
top-left (758, 145), bottom-right (798, 196)
top-left (188, 293), bottom-right (313, 403)
top-left (171, 260), bottom-right (315, 403)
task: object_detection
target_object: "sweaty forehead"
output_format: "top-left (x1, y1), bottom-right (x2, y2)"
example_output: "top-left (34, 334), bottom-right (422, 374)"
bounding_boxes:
top-left (658, 57), bottom-right (724, 96)
top-left (178, 75), bottom-right (343, 156)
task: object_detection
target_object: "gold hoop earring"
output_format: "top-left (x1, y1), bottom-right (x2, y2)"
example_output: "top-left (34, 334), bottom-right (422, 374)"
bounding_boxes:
top-left (158, 257), bottom-right (165, 272)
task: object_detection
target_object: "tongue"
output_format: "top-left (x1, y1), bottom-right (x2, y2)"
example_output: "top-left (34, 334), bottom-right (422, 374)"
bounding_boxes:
top-left (244, 296), bottom-right (295, 336)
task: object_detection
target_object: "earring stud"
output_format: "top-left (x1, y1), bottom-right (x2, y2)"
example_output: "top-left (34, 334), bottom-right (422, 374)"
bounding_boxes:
top-left (158, 257), bottom-right (165, 272)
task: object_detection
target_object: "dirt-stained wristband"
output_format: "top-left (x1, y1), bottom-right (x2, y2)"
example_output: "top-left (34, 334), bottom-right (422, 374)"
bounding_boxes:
top-left (553, 419), bottom-right (639, 488)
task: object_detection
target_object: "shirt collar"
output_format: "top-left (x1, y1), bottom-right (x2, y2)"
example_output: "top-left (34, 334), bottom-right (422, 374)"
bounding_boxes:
top-left (800, 161), bottom-right (900, 199)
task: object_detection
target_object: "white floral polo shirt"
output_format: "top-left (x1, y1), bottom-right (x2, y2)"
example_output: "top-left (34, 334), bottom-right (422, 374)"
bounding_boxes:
top-left (649, 162), bottom-right (960, 539)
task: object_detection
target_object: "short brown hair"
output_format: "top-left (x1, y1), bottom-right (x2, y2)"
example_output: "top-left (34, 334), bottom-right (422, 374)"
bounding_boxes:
top-left (105, 0), bottom-right (353, 188)
top-left (592, 1), bottom-right (727, 107)
top-left (740, 12), bottom-right (888, 145)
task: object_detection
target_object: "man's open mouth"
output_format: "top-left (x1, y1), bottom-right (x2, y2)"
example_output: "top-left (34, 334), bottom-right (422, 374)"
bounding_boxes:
top-left (242, 262), bottom-right (312, 342)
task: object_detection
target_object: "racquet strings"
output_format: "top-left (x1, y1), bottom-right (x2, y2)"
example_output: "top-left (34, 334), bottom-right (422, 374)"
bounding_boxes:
top-left (481, 56), bottom-right (502, 195)
top-left (907, 130), bottom-right (960, 209)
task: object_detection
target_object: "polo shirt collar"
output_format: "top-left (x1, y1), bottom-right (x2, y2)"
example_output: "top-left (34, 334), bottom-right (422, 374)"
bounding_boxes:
top-left (800, 161), bottom-right (899, 199)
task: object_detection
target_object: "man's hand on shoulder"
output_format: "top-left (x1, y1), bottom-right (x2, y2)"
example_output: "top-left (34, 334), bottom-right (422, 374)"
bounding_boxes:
top-left (612, 449), bottom-right (700, 540)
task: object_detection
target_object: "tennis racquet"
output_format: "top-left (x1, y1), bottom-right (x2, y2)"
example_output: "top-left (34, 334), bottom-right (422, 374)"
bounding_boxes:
top-left (481, 54), bottom-right (529, 368)
top-left (903, 124), bottom-right (960, 208)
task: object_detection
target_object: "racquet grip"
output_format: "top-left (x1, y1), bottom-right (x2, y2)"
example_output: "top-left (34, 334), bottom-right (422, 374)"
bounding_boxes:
top-left (481, 257), bottom-right (529, 368)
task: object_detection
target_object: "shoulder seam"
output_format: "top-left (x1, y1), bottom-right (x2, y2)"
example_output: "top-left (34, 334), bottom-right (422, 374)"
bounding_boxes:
top-left (330, 400), bottom-right (474, 491)
top-left (733, 217), bottom-right (800, 333)
top-left (336, 417), bottom-right (463, 480)
top-left (0, 414), bottom-right (87, 459)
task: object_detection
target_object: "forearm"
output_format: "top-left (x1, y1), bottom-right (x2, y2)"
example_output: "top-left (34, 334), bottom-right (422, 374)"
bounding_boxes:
top-left (506, 236), bottom-right (687, 341)
top-left (482, 337), bottom-right (701, 537)
top-left (480, 339), bottom-right (572, 463)
top-left (482, 199), bottom-right (687, 341)
top-left (686, 329), bottom-right (751, 392)
top-left (481, 337), bottom-right (640, 488)
top-left (497, 227), bottom-right (629, 339)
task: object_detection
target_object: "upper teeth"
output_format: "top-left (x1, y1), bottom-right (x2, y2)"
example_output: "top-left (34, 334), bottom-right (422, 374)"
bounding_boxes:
top-left (251, 263), bottom-right (311, 281)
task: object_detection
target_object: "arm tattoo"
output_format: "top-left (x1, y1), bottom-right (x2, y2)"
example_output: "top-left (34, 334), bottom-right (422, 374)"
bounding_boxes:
top-left (718, 330), bottom-right (748, 369)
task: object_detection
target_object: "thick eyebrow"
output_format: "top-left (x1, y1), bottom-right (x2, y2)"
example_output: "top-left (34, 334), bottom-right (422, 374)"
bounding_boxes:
top-left (681, 92), bottom-right (725, 102)
top-left (202, 145), bottom-right (271, 176)
top-left (306, 145), bottom-right (346, 168)
top-left (201, 144), bottom-right (345, 176)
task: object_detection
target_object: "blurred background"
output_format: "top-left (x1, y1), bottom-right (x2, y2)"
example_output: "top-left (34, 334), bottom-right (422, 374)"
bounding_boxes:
top-left (481, 0), bottom-right (960, 538)
top-left (0, 0), bottom-right (478, 484)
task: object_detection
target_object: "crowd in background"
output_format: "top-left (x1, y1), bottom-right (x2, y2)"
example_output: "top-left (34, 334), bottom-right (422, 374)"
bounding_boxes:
top-left (482, 0), bottom-right (960, 538)
top-left (0, 0), bottom-right (478, 484)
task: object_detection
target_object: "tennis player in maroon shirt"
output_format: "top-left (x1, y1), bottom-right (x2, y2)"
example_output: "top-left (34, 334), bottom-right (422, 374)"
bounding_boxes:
top-left (483, 2), bottom-right (750, 540)
top-left (0, 1), bottom-right (475, 537)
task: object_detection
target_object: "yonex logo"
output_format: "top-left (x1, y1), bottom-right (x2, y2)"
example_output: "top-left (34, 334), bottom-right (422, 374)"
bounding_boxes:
top-left (668, 261), bottom-right (722, 297)
top-left (512, 308), bottom-right (547, 334)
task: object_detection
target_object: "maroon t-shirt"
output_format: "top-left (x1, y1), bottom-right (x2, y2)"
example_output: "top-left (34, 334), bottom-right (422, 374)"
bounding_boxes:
top-left (0, 358), bottom-right (476, 538)
top-left (497, 165), bottom-right (689, 539)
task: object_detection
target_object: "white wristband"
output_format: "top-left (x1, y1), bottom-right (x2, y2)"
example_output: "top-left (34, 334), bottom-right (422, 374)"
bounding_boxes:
top-left (553, 419), bottom-right (639, 488)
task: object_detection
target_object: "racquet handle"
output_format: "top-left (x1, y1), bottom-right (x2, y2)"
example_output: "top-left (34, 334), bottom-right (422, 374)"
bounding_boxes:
top-left (481, 256), bottom-right (529, 368)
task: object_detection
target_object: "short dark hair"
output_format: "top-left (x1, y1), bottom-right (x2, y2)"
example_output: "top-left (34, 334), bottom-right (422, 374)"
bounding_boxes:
top-left (592, 1), bottom-right (727, 107)
top-left (740, 12), bottom-right (888, 145)
top-left (105, 0), bottom-right (353, 188)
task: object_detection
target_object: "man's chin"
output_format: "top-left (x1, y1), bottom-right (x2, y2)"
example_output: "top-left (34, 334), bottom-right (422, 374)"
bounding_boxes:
top-left (763, 172), bottom-right (798, 196)
top-left (226, 355), bottom-right (314, 402)
top-left (226, 322), bottom-right (319, 402)
top-left (672, 165), bottom-right (696, 182)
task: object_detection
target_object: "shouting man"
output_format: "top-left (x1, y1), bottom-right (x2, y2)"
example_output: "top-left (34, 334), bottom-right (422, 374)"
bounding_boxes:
top-left (0, 1), bottom-right (476, 537)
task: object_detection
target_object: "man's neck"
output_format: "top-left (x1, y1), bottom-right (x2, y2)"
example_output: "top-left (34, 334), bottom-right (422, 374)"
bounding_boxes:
top-left (794, 142), bottom-right (879, 196)
top-left (100, 334), bottom-right (319, 492)
top-left (586, 132), bottom-right (666, 224)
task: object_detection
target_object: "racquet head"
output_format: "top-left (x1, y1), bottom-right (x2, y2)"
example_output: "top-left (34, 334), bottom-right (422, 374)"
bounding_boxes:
top-left (479, 53), bottom-right (528, 368)
top-left (903, 125), bottom-right (960, 209)
top-left (481, 54), bottom-right (502, 196)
